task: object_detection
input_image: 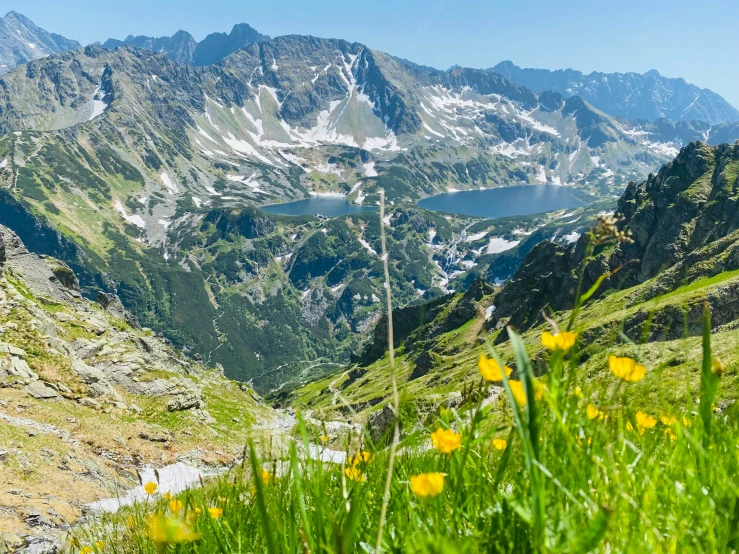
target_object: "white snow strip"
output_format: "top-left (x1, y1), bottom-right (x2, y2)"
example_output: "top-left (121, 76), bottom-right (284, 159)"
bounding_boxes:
top-left (88, 463), bottom-right (204, 513)
top-left (487, 237), bottom-right (520, 254)
top-left (159, 172), bottom-right (178, 194)
top-left (114, 201), bottom-right (146, 229)
top-left (363, 162), bottom-right (378, 177)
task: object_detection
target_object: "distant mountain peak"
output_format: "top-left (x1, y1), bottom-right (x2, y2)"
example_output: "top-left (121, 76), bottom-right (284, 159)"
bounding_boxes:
top-left (491, 61), bottom-right (739, 124)
top-left (103, 22), bottom-right (269, 67)
top-left (0, 11), bottom-right (81, 74)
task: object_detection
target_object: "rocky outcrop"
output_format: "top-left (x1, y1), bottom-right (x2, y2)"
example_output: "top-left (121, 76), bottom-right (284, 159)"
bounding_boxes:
top-left (489, 141), bottom-right (739, 339)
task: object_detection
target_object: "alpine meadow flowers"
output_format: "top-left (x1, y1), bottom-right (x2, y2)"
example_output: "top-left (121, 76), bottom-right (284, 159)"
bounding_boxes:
top-left (430, 428), bottom-right (462, 453)
top-left (410, 473), bottom-right (445, 499)
top-left (609, 355), bottom-right (646, 382)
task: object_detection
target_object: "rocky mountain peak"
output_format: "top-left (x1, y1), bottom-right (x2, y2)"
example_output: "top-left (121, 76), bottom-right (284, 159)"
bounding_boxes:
top-left (0, 10), bottom-right (81, 74)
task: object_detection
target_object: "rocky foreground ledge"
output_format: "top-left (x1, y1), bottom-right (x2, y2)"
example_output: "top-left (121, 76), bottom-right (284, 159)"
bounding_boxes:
top-left (0, 226), bottom-right (280, 551)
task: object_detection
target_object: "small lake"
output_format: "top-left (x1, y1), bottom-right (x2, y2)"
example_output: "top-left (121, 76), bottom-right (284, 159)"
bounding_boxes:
top-left (260, 197), bottom-right (377, 217)
top-left (417, 185), bottom-right (587, 218)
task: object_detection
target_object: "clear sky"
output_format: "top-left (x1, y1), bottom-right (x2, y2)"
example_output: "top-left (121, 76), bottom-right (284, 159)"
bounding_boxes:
top-left (15, 0), bottom-right (739, 108)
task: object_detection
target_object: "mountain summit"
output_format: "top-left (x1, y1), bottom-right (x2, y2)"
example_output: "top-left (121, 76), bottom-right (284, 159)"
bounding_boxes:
top-left (0, 11), bottom-right (80, 74)
top-left (491, 60), bottom-right (739, 125)
top-left (103, 23), bottom-right (270, 66)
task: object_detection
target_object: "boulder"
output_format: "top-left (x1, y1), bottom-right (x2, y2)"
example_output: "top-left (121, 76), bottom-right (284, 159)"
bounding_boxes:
top-left (367, 403), bottom-right (399, 445)
top-left (167, 393), bottom-right (204, 412)
top-left (24, 381), bottom-right (59, 400)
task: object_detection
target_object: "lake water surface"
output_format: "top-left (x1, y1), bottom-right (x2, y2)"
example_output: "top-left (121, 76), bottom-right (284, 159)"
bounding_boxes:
top-left (417, 185), bottom-right (587, 218)
top-left (260, 186), bottom-right (588, 219)
top-left (260, 197), bottom-right (377, 217)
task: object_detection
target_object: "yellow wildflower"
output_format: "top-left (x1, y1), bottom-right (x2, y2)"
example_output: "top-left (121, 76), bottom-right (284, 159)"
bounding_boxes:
top-left (660, 415), bottom-right (677, 426)
top-left (148, 514), bottom-right (201, 543)
top-left (609, 356), bottom-right (646, 382)
top-left (576, 436), bottom-right (593, 447)
top-left (635, 411), bottom-right (657, 429)
top-left (144, 481), bottom-right (158, 495)
top-left (430, 428), bottom-right (462, 454)
top-left (208, 507), bottom-right (223, 519)
top-left (163, 491), bottom-right (172, 500)
top-left (344, 466), bottom-right (365, 482)
top-left (126, 514), bottom-right (136, 528)
top-left (351, 451), bottom-right (376, 465)
top-left (509, 380), bottom-right (527, 406)
top-left (492, 438), bottom-right (507, 451)
top-left (573, 386), bottom-right (583, 398)
top-left (664, 428), bottom-right (677, 441)
top-left (478, 355), bottom-right (512, 382)
top-left (320, 434), bottom-right (329, 443)
top-left (541, 331), bottom-right (577, 352)
top-left (80, 547), bottom-right (93, 554)
top-left (410, 473), bottom-right (445, 499)
top-left (95, 542), bottom-right (104, 549)
top-left (586, 404), bottom-right (605, 420)
top-left (169, 499), bottom-right (183, 513)
top-left (260, 469), bottom-right (272, 485)
top-left (626, 422), bottom-right (634, 432)
top-left (508, 380), bottom-right (543, 407)
top-left (682, 416), bottom-right (692, 427)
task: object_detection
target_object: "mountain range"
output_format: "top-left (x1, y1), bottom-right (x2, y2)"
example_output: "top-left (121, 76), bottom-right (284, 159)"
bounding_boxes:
top-left (102, 23), bottom-right (270, 66)
top-left (492, 60), bottom-right (739, 125)
top-left (1, 12), bottom-right (739, 391)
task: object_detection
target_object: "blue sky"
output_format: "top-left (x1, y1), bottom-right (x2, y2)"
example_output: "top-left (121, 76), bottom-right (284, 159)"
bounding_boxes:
top-left (16, 0), bottom-right (739, 108)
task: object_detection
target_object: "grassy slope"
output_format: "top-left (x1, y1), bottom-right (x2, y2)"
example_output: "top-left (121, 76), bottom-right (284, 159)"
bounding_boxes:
top-left (75, 267), bottom-right (739, 552)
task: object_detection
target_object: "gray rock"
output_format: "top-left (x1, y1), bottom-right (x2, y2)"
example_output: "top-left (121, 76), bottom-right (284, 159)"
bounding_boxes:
top-left (367, 403), bottom-right (399, 445)
top-left (24, 381), bottom-right (59, 400)
top-left (167, 393), bottom-right (204, 412)
top-left (77, 397), bottom-right (101, 409)
top-left (71, 359), bottom-right (106, 384)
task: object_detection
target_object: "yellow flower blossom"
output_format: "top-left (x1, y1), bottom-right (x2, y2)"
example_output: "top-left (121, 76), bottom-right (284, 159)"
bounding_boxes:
top-left (430, 428), bottom-right (462, 454)
top-left (148, 515), bottom-right (201, 543)
top-left (344, 466), bottom-right (366, 482)
top-left (163, 491), bottom-right (172, 500)
top-left (664, 428), bottom-right (677, 441)
top-left (508, 380), bottom-right (543, 407)
top-left (492, 438), bottom-right (507, 451)
top-left (126, 514), bottom-right (136, 528)
top-left (169, 499), bottom-right (183, 513)
top-left (410, 473), bottom-right (445, 499)
top-left (635, 411), bottom-right (657, 429)
top-left (208, 507), bottom-right (223, 519)
top-left (682, 416), bottom-right (692, 427)
top-left (573, 386), bottom-right (583, 398)
top-left (80, 547), bottom-right (93, 554)
top-left (95, 542), bottom-right (105, 549)
top-left (320, 434), bottom-right (329, 443)
top-left (541, 331), bottom-right (577, 352)
top-left (609, 356), bottom-right (646, 382)
top-left (478, 355), bottom-right (513, 382)
top-left (144, 481), bottom-right (158, 495)
top-left (351, 451), bottom-right (376, 465)
top-left (260, 469), bottom-right (272, 485)
top-left (661, 415), bottom-right (677, 426)
top-left (626, 422), bottom-right (634, 432)
top-left (586, 404), bottom-right (605, 420)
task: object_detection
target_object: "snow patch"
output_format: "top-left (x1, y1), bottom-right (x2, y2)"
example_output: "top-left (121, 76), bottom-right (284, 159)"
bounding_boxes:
top-left (114, 201), bottom-right (146, 229)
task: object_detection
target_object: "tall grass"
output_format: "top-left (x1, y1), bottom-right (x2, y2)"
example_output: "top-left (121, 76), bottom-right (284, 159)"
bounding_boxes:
top-left (72, 219), bottom-right (739, 553)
